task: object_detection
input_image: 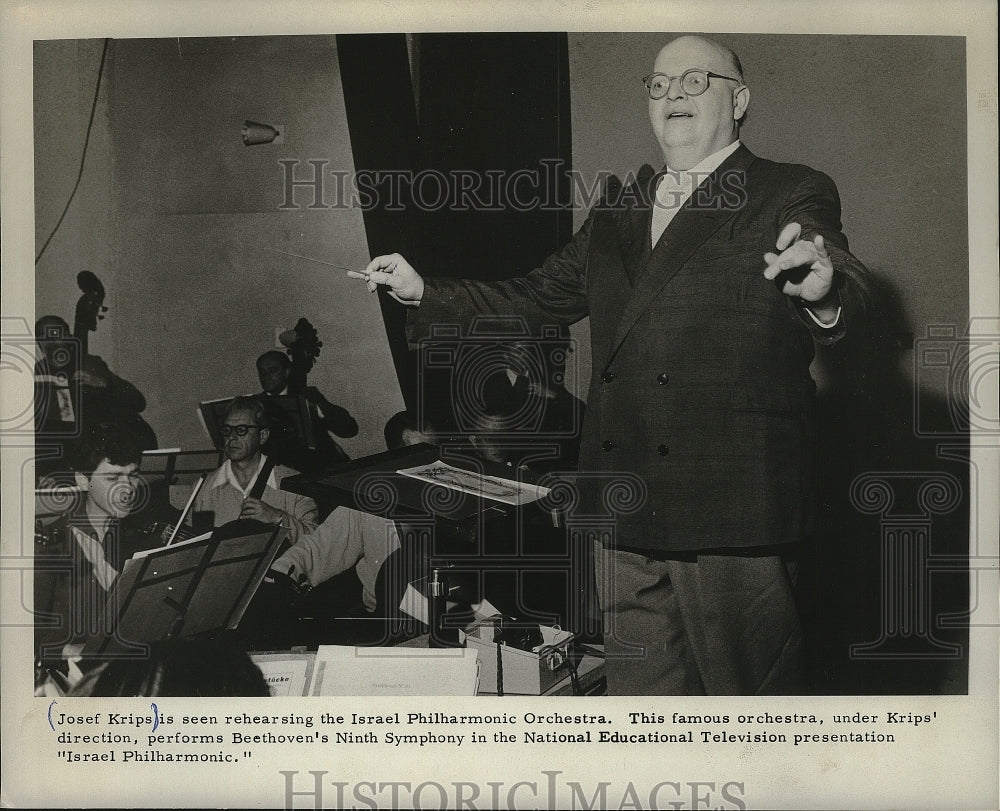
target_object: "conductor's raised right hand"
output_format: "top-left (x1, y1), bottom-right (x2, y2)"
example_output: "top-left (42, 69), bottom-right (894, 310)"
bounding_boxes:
top-left (348, 253), bottom-right (424, 305)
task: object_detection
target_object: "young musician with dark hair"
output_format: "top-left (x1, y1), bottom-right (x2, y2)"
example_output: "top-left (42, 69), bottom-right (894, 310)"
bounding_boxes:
top-left (34, 421), bottom-right (152, 684)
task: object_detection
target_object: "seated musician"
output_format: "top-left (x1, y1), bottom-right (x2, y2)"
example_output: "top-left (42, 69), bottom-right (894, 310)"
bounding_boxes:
top-left (270, 506), bottom-right (402, 615)
top-left (34, 421), bottom-right (155, 684)
top-left (192, 396), bottom-right (318, 543)
top-left (267, 411), bottom-right (436, 615)
top-left (256, 350), bottom-right (357, 468)
top-left (34, 315), bottom-right (156, 479)
top-left (266, 408), bottom-right (585, 639)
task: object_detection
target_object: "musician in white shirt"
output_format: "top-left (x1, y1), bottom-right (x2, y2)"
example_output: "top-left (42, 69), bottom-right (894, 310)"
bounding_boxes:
top-left (192, 396), bottom-right (317, 543)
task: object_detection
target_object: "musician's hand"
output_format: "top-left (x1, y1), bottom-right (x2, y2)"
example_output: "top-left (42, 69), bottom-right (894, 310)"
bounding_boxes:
top-left (348, 253), bottom-right (424, 305)
top-left (239, 497), bottom-right (283, 525)
top-left (264, 566), bottom-right (312, 598)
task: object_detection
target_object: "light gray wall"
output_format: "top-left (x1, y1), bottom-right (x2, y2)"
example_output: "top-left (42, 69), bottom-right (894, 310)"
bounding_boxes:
top-left (34, 36), bottom-right (404, 456)
top-left (34, 40), bottom-right (115, 348)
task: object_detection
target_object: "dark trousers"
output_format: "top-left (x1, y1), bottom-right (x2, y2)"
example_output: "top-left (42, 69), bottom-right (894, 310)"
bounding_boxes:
top-left (595, 544), bottom-right (803, 695)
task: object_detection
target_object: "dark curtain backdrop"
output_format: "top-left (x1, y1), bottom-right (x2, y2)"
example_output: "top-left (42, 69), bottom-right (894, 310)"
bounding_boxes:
top-left (338, 33), bottom-right (572, 424)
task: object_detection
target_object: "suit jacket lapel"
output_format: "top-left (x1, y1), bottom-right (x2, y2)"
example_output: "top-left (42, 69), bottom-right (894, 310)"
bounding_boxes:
top-left (617, 165), bottom-right (657, 284)
top-left (606, 145), bottom-right (756, 364)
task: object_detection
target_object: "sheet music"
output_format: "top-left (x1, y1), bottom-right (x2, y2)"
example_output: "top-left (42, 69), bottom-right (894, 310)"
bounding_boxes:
top-left (129, 531), bottom-right (212, 559)
top-left (250, 653), bottom-right (315, 697)
top-left (396, 460), bottom-right (550, 505)
top-left (312, 645), bottom-right (480, 696)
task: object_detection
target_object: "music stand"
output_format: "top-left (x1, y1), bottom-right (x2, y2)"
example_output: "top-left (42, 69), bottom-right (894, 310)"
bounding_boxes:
top-left (82, 522), bottom-right (287, 658)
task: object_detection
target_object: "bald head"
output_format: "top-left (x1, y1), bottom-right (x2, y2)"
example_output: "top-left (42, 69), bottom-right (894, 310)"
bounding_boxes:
top-left (647, 35), bottom-right (749, 169)
top-left (656, 35), bottom-right (743, 82)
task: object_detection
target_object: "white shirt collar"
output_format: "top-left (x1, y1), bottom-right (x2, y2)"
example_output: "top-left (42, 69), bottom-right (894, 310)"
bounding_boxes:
top-left (70, 525), bottom-right (117, 590)
top-left (664, 139), bottom-right (741, 179)
top-left (651, 140), bottom-right (742, 247)
top-left (210, 454), bottom-right (277, 496)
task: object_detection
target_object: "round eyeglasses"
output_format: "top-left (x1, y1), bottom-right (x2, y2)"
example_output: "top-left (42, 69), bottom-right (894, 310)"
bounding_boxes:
top-left (220, 424), bottom-right (263, 437)
top-left (642, 69), bottom-right (741, 100)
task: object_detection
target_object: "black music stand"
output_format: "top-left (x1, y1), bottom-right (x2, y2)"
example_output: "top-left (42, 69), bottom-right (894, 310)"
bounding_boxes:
top-left (82, 522), bottom-right (287, 658)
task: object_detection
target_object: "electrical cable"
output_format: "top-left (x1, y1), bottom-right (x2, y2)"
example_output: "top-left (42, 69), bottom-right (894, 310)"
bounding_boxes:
top-left (35, 38), bottom-right (111, 265)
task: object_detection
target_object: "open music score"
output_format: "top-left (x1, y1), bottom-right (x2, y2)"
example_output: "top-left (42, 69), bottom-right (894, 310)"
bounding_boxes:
top-left (396, 460), bottom-right (550, 505)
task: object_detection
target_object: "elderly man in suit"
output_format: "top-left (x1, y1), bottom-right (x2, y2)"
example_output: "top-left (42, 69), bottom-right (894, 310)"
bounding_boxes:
top-left (352, 35), bottom-right (873, 694)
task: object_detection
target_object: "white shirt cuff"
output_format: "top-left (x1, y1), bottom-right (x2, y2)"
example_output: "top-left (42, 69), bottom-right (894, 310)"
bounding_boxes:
top-left (802, 303), bottom-right (842, 328)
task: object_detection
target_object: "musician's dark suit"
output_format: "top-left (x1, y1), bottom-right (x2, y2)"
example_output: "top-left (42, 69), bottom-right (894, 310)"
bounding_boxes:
top-left (408, 144), bottom-right (873, 693)
top-left (34, 510), bottom-right (156, 670)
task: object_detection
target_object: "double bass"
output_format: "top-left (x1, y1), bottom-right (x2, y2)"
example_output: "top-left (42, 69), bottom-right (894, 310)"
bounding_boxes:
top-left (281, 317), bottom-right (322, 396)
top-left (272, 317), bottom-right (355, 471)
top-left (73, 270), bottom-right (108, 357)
top-left (68, 271), bottom-right (159, 450)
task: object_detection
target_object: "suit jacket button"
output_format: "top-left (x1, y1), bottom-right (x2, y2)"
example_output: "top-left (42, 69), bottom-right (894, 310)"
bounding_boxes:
top-left (657, 373), bottom-right (669, 385)
top-left (601, 440), bottom-right (614, 452)
top-left (657, 444), bottom-right (669, 456)
top-left (601, 371), bottom-right (615, 383)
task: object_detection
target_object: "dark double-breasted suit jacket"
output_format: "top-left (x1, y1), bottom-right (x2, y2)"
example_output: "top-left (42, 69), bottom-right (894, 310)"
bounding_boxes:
top-left (410, 144), bottom-right (873, 554)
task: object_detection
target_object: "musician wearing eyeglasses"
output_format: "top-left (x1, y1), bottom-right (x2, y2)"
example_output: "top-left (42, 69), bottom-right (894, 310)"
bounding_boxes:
top-left (355, 36), bottom-right (874, 694)
top-left (192, 396), bottom-right (318, 543)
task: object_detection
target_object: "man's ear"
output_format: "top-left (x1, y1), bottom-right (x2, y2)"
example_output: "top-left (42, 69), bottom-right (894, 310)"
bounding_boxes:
top-left (259, 427), bottom-right (270, 445)
top-left (74, 471), bottom-right (90, 491)
top-left (733, 85), bottom-right (750, 122)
